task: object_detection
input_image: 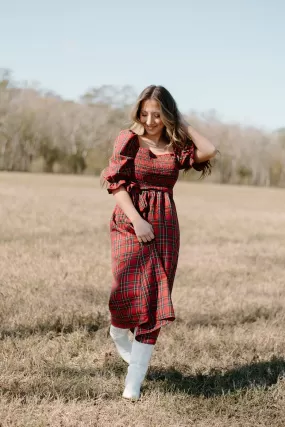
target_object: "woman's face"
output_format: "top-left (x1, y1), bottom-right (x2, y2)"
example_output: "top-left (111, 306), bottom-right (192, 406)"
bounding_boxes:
top-left (139, 99), bottom-right (165, 138)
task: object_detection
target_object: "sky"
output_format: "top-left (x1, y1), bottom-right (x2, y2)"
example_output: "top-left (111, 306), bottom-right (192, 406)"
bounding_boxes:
top-left (1, 0), bottom-right (284, 131)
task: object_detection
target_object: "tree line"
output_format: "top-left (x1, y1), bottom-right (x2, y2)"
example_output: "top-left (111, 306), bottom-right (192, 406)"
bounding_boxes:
top-left (0, 69), bottom-right (284, 187)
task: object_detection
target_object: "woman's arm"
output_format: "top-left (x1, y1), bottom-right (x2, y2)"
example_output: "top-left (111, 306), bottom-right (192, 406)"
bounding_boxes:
top-left (112, 186), bottom-right (141, 223)
top-left (187, 125), bottom-right (217, 163)
top-left (182, 118), bottom-right (217, 163)
top-left (112, 186), bottom-right (155, 243)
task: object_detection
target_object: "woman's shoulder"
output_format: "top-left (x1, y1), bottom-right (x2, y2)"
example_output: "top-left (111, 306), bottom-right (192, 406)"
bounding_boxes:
top-left (113, 129), bottom-right (138, 155)
top-left (117, 128), bottom-right (136, 138)
top-left (173, 141), bottom-right (196, 169)
top-left (174, 141), bottom-right (194, 156)
top-left (115, 129), bottom-right (137, 143)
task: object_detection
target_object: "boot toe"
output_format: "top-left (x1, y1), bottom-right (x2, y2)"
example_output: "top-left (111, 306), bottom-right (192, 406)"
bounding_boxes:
top-left (122, 386), bottom-right (140, 400)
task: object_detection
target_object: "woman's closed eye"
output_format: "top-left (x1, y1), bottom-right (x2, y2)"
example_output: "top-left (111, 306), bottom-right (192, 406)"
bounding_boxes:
top-left (141, 112), bottom-right (160, 118)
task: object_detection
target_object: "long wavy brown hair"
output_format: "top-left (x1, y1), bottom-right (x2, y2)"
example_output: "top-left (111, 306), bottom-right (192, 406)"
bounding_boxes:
top-left (130, 85), bottom-right (212, 177)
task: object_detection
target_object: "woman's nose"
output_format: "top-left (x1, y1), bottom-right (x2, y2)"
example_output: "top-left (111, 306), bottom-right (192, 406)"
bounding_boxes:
top-left (146, 116), bottom-right (153, 125)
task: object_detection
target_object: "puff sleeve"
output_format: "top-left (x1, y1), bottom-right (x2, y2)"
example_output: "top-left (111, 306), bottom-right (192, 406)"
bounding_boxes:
top-left (175, 142), bottom-right (208, 172)
top-left (102, 130), bottom-right (138, 194)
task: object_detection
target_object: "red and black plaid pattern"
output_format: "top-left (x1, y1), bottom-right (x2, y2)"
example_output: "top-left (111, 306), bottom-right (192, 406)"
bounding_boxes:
top-left (103, 130), bottom-right (196, 340)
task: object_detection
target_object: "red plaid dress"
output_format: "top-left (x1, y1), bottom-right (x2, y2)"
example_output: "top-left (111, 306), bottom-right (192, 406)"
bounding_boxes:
top-left (103, 129), bottom-right (199, 339)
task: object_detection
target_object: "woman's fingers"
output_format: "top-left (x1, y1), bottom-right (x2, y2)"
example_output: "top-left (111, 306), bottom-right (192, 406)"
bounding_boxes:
top-left (138, 232), bottom-right (155, 243)
top-left (146, 232), bottom-right (155, 241)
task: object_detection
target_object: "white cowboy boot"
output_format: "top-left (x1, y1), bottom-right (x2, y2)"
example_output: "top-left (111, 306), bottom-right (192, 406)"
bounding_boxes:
top-left (122, 334), bottom-right (155, 400)
top-left (109, 325), bottom-right (132, 364)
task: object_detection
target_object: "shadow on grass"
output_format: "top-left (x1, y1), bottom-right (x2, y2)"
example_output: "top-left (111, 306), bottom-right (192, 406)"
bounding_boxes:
top-left (146, 356), bottom-right (285, 397)
top-left (2, 337), bottom-right (284, 402)
top-left (0, 313), bottom-right (109, 340)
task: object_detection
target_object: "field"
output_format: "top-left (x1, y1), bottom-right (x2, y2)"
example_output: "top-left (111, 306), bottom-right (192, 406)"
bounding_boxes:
top-left (1, 172), bottom-right (285, 426)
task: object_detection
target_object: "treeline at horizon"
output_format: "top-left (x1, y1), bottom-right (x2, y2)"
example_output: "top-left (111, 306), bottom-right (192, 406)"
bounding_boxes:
top-left (1, 68), bottom-right (284, 187)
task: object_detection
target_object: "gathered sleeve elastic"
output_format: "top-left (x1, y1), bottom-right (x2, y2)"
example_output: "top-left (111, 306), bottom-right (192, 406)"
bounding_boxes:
top-left (102, 130), bottom-right (138, 194)
top-left (175, 142), bottom-right (207, 171)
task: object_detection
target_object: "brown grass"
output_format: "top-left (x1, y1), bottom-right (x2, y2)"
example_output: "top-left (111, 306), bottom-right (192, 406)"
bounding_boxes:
top-left (1, 172), bottom-right (285, 426)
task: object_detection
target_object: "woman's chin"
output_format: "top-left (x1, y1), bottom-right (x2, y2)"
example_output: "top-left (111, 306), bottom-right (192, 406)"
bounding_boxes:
top-left (145, 127), bottom-right (160, 136)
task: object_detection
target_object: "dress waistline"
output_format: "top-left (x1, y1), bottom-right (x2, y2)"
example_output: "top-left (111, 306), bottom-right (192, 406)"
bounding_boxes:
top-left (132, 186), bottom-right (173, 196)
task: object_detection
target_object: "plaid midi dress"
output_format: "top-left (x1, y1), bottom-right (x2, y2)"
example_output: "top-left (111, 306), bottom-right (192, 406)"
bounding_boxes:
top-left (103, 129), bottom-right (200, 339)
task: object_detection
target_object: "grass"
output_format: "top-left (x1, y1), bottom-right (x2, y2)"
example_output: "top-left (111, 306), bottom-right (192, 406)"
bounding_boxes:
top-left (0, 172), bottom-right (285, 426)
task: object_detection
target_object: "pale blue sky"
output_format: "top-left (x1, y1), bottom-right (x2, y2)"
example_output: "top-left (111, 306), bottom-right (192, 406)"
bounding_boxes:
top-left (1, 0), bottom-right (284, 130)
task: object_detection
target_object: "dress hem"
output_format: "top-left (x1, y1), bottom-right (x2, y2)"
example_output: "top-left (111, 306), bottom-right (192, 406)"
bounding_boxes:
top-left (110, 316), bottom-right (176, 336)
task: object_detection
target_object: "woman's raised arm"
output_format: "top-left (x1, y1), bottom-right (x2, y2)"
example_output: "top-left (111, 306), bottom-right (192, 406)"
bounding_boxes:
top-left (182, 119), bottom-right (217, 163)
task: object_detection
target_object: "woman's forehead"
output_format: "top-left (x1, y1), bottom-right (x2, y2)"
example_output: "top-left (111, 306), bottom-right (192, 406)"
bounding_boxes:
top-left (141, 99), bottom-right (161, 112)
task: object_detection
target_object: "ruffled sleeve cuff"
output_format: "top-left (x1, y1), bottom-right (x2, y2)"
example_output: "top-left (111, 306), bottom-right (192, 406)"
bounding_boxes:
top-left (106, 180), bottom-right (138, 194)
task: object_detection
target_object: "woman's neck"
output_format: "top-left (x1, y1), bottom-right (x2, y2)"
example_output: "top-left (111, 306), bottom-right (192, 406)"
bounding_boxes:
top-left (144, 131), bottom-right (164, 146)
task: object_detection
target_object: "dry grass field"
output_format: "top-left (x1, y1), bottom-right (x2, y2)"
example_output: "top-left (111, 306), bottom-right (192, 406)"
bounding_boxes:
top-left (1, 172), bottom-right (285, 426)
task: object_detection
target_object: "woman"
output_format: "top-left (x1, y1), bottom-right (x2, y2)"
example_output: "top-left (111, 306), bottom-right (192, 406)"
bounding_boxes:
top-left (101, 85), bottom-right (217, 400)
